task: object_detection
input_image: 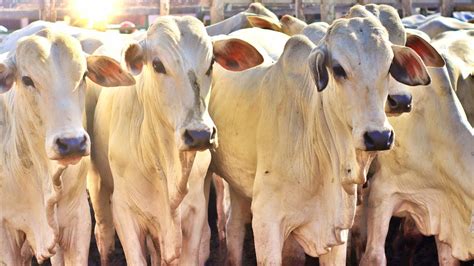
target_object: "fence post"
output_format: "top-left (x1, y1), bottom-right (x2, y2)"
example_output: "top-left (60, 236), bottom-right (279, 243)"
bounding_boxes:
top-left (210, 0), bottom-right (225, 23)
top-left (50, 0), bottom-right (56, 22)
top-left (295, 0), bottom-right (305, 21)
top-left (441, 0), bottom-right (454, 16)
top-left (320, 0), bottom-right (335, 23)
top-left (160, 0), bottom-right (170, 15)
top-left (401, 0), bottom-right (413, 16)
top-left (39, 0), bottom-right (46, 20)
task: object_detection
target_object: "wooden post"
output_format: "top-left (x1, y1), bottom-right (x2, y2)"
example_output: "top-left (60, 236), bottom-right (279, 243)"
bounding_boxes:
top-left (39, 0), bottom-right (46, 20)
top-left (210, 0), bottom-right (225, 24)
top-left (320, 0), bottom-right (335, 23)
top-left (50, 0), bottom-right (57, 22)
top-left (295, 0), bottom-right (305, 21)
top-left (160, 0), bottom-right (170, 15)
top-left (441, 0), bottom-right (454, 16)
top-left (401, 0), bottom-right (413, 17)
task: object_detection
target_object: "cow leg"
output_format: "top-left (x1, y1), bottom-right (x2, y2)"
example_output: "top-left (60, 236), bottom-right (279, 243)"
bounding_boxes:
top-left (59, 194), bottom-right (92, 266)
top-left (50, 247), bottom-right (65, 266)
top-left (360, 197), bottom-right (395, 266)
top-left (181, 170), bottom-right (212, 266)
top-left (225, 187), bottom-right (251, 266)
top-left (20, 241), bottom-right (34, 266)
top-left (319, 242), bottom-right (347, 266)
top-left (87, 164), bottom-right (115, 265)
top-left (112, 200), bottom-right (147, 266)
top-left (0, 225), bottom-right (24, 266)
top-left (214, 174), bottom-right (227, 244)
top-left (435, 237), bottom-right (460, 266)
top-left (146, 235), bottom-right (161, 266)
top-left (252, 195), bottom-right (285, 265)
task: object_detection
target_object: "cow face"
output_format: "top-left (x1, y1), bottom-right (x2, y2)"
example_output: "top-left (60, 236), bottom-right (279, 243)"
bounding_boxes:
top-left (385, 35), bottom-right (445, 116)
top-left (309, 17), bottom-right (432, 151)
top-left (0, 30), bottom-right (134, 165)
top-left (123, 16), bottom-right (263, 151)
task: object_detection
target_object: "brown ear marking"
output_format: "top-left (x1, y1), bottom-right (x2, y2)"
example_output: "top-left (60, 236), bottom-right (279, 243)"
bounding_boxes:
top-left (213, 38), bottom-right (264, 72)
top-left (390, 45), bottom-right (431, 86)
top-left (0, 61), bottom-right (16, 93)
top-left (87, 55), bottom-right (135, 87)
top-left (405, 35), bottom-right (445, 68)
top-left (124, 43), bottom-right (144, 75)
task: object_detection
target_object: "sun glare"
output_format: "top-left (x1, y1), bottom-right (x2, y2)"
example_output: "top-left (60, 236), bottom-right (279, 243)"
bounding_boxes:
top-left (71, 0), bottom-right (119, 28)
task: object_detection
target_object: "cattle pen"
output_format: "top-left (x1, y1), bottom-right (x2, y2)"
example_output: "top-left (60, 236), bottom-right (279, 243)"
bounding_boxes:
top-left (0, 0), bottom-right (473, 29)
top-left (1, 0), bottom-right (474, 265)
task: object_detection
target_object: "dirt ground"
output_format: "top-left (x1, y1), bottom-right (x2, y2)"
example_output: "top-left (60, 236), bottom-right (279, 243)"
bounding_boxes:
top-left (32, 184), bottom-right (474, 265)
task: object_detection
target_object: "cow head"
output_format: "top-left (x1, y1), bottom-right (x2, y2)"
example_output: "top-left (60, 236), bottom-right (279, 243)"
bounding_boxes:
top-left (385, 34), bottom-right (445, 116)
top-left (0, 30), bottom-right (134, 165)
top-left (308, 17), bottom-right (432, 151)
top-left (123, 16), bottom-right (263, 151)
top-left (346, 5), bottom-right (445, 116)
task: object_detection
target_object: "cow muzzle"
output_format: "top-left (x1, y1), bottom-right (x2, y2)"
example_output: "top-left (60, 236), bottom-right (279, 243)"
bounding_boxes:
top-left (48, 131), bottom-right (90, 165)
top-left (182, 126), bottom-right (217, 151)
top-left (386, 94), bottom-right (412, 115)
top-left (363, 130), bottom-right (394, 151)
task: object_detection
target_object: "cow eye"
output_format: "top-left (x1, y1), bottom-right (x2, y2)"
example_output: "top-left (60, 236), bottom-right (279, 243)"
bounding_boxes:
top-left (332, 65), bottom-right (347, 79)
top-left (206, 58), bottom-right (215, 76)
top-left (22, 76), bottom-right (35, 87)
top-left (152, 59), bottom-right (166, 74)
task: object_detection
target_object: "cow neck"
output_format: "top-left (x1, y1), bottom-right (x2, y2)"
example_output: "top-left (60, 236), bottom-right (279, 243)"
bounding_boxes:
top-left (389, 66), bottom-right (473, 197)
top-left (132, 72), bottom-right (193, 209)
top-left (5, 87), bottom-right (49, 180)
top-left (270, 63), bottom-right (358, 236)
top-left (301, 64), bottom-right (365, 195)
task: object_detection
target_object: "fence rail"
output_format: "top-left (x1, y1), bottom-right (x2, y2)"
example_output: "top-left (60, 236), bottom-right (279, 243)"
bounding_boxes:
top-left (0, 0), bottom-right (473, 23)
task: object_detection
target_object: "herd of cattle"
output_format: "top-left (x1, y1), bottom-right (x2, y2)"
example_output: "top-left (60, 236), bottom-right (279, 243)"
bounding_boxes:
top-left (0, 2), bottom-right (473, 265)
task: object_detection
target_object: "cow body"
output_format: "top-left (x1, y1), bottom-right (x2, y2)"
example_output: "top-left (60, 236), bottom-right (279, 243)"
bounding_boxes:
top-left (206, 3), bottom-right (279, 36)
top-left (88, 15), bottom-right (264, 265)
top-left (209, 16), bottom-right (431, 264)
top-left (0, 29), bottom-right (133, 265)
top-left (432, 30), bottom-right (474, 125)
top-left (361, 65), bottom-right (474, 265)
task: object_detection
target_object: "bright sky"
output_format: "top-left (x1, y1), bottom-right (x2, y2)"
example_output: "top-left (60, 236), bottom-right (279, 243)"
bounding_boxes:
top-left (72, 0), bottom-right (120, 27)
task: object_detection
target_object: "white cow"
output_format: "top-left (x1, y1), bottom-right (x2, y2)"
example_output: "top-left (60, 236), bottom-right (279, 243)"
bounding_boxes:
top-left (208, 16), bottom-right (432, 265)
top-left (87, 16), bottom-right (264, 265)
top-left (206, 3), bottom-right (280, 36)
top-left (431, 30), bottom-right (474, 125)
top-left (417, 16), bottom-right (474, 38)
top-left (360, 57), bottom-right (474, 266)
top-left (0, 20), bottom-right (137, 55)
top-left (0, 29), bottom-right (134, 265)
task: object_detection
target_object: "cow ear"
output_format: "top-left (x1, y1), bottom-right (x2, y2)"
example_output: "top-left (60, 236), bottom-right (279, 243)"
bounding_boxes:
top-left (308, 48), bottom-right (328, 91)
top-left (124, 42), bottom-right (145, 75)
top-left (0, 55), bottom-right (16, 93)
top-left (390, 45), bottom-right (431, 86)
top-left (213, 38), bottom-right (264, 71)
top-left (405, 34), bottom-right (445, 67)
top-left (247, 15), bottom-right (282, 32)
top-left (87, 55), bottom-right (136, 87)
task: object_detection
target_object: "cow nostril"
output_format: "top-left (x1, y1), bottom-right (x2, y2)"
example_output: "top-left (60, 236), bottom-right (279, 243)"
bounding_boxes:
top-left (56, 138), bottom-right (69, 154)
top-left (364, 132), bottom-right (375, 147)
top-left (210, 127), bottom-right (217, 141)
top-left (79, 135), bottom-right (87, 151)
top-left (184, 130), bottom-right (194, 146)
top-left (388, 95), bottom-right (398, 109)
